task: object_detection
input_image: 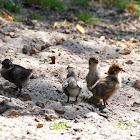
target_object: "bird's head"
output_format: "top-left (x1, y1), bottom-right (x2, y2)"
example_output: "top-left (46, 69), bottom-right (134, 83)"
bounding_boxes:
top-left (1, 59), bottom-right (13, 69)
top-left (67, 66), bottom-right (76, 78)
top-left (89, 55), bottom-right (99, 66)
top-left (108, 63), bottom-right (123, 75)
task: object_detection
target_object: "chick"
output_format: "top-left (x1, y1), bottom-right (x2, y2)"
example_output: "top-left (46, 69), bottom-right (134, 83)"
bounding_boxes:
top-left (1, 59), bottom-right (32, 96)
top-left (62, 67), bottom-right (83, 103)
top-left (86, 55), bottom-right (101, 90)
top-left (90, 63), bottom-right (123, 108)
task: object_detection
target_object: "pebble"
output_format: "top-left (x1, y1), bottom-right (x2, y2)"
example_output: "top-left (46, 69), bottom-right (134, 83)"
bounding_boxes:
top-left (36, 101), bottom-right (45, 108)
top-left (45, 114), bottom-right (58, 121)
top-left (40, 109), bottom-right (56, 115)
top-left (125, 60), bottom-right (134, 64)
top-left (54, 102), bottom-right (65, 114)
top-left (22, 94), bottom-right (32, 101)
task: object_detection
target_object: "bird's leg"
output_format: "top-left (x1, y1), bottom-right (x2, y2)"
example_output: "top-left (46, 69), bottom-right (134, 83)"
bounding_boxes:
top-left (18, 85), bottom-right (22, 94)
top-left (99, 99), bottom-right (106, 111)
top-left (67, 96), bottom-right (70, 103)
top-left (16, 85), bottom-right (22, 97)
top-left (74, 96), bottom-right (78, 102)
top-left (103, 99), bottom-right (106, 108)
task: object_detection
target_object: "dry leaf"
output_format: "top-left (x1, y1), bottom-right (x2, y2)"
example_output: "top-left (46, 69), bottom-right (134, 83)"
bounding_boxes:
top-left (30, 48), bottom-right (39, 55)
top-left (76, 24), bottom-right (85, 34)
top-left (61, 37), bottom-right (65, 41)
top-left (3, 11), bottom-right (13, 21)
top-left (128, 95), bottom-right (133, 98)
top-left (37, 123), bottom-right (43, 128)
top-left (128, 40), bottom-right (133, 44)
top-left (127, 5), bottom-right (135, 14)
top-left (35, 117), bottom-right (40, 122)
top-left (120, 48), bottom-right (131, 55)
top-left (9, 109), bottom-right (20, 116)
top-left (3, 32), bottom-right (14, 36)
top-left (50, 56), bottom-right (55, 64)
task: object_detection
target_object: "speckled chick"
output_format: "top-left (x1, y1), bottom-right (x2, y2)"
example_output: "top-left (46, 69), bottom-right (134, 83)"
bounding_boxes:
top-left (62, 67), bottom-right (83, 103)
top-left (1, 59), bottom-right (32, 96)
top-left (90, 63), bottom-right (123, 108)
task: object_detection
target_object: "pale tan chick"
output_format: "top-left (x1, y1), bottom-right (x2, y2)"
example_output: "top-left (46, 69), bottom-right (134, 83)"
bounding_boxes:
top-left (90, 63), bottom-right (123, 108)
top-left (86, 55), bottom-right (101, 90)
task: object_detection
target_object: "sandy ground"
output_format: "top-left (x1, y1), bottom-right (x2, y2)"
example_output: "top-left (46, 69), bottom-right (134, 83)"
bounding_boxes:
top-left (0, 6), bottom-right (140, 140)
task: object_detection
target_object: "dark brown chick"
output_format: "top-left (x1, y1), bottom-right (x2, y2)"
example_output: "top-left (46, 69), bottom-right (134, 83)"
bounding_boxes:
top-left (90, 63), bottom-right (123, 108)
top-left (1, 59), bottom-right (32, 96)
top-left (86, 55), bottom-right (101, 90)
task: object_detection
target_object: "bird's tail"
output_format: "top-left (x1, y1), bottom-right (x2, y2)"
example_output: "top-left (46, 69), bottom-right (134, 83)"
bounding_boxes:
top-left (28, 69), bottom-right (32, 75)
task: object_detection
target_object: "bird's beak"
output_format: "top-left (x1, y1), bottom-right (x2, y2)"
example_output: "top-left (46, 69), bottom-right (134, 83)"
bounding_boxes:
top-left (95, 59), bottom-right (98, 63)
top-left (121, 68), bottom-right (125, 72)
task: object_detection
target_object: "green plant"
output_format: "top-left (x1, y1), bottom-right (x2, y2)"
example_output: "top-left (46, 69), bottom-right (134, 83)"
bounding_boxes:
top-left (70, 0), bottom-right (91, 5)
top-left (112, 119), bottom-right (130, 130)
top-left (13, 16), bottom-right (22, 22)
top-left (25, 0), bottom-right (65, 10)
top-left (49, 121), bottom-right (67, 130)
top-left (76, 11), bottom-right (99, 24)
top-left (134, 4), bottom-right (140, 16)
top-left (110, 0), bottom-right (132, 10)
top-left (0, 11), bottom-right (4, 17)
top-left (0, 128), bottom-right (2, 131)
top-left (0, 0), bottom-right (21, 13)
top-left (31, 13), bottom-right (43, 20)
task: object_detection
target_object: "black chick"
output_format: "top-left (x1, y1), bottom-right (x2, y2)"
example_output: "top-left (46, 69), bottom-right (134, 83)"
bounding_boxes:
top-left (1, 59), bottom-right (32, 96)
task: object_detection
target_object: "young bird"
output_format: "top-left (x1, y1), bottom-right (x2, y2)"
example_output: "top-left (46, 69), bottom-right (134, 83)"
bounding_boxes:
top-left (90, 63), bottom-right (123, 108)
top-left (62, 67), bottom-right (83, 103)
top-left (86, 55), bottom-right (101, 90)
top-left (1, 59), bottom-right (32, 96)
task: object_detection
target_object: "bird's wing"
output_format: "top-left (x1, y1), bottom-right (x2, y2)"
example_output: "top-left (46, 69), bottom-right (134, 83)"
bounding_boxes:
top-left (91, 76), bottom-right (116, 97)
top-left (77, 81), bottom-right (83, 89)
top-left (62, 79), bottom-right (69, 89)
top-left (90, 78), bottom-right (102, 89)
top-left (13, 65), bottom-right (32, 79)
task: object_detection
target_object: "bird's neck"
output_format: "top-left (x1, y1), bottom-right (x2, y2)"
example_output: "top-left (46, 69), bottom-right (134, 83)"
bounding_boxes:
top-left (89, 64), bottom-right (100, 76)
top-left (1, 65), bottom-right (14, 72)
top-left (89, 64), bottom-right (99, 70)
top-left (111, 73), bottom-right (121, 84)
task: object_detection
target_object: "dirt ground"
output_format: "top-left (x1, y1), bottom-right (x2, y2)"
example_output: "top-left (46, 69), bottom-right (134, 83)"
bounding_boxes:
top-left (0, 4), bottom-right (140, 140)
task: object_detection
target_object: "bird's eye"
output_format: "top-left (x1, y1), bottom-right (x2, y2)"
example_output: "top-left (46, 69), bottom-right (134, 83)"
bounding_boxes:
top-left (115, 67), bottom-right (120, 70)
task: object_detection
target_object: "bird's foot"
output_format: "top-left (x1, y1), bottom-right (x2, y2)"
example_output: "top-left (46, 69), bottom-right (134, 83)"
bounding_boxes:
top-left (12, 87), bottom-right (18, 91)
top-left (72, 99), bottom-right (78, 104)
top-left (100, 106), bottom-right (112, 113)
top-left (106, 101), bottom-right (112, 107)
top-left (15, 91), bottom-right (23, 98)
